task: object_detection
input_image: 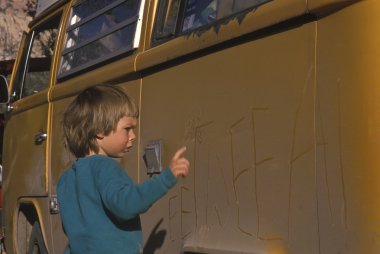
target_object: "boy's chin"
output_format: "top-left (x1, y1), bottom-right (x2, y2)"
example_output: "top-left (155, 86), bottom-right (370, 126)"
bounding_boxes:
top-left (108, 152), bottom-right (126, 158)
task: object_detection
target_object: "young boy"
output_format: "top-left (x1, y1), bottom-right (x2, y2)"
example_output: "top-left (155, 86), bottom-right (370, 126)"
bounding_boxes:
top-left (57, 84), bottom-right (190, 254)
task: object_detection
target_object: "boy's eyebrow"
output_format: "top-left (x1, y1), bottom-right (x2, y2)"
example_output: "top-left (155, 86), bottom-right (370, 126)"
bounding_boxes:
top-left (125, 122), bottom-right (138, 128)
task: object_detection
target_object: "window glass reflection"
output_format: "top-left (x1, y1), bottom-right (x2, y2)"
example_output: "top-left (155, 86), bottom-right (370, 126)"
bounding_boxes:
top-left (60, 25), bottom-right (134, 73)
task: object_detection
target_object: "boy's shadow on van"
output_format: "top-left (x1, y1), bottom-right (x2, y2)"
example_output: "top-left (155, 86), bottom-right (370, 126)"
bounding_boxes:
top-left (143, 218), bottom-right (167, 254)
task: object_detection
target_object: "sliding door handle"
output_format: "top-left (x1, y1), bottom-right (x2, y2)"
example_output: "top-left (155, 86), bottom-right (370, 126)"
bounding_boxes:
top-left (34, 131), bottom-right (47, 145)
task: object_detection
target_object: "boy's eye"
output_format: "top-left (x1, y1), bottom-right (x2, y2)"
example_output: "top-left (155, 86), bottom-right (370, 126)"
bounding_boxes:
top-left (125, 127), bottom-right (133, 132)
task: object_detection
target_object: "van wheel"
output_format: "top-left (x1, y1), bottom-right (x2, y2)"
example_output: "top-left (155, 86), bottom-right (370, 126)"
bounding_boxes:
top-left (27, 222), bottom-right (47, 254)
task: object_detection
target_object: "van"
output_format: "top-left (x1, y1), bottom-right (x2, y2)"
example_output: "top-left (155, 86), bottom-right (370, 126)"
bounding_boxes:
top-left (0, 0), bottom-right (379, 253)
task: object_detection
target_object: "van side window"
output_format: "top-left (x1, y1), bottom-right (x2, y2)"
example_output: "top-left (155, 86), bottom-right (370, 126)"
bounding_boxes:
top-left (58, 0), bottom-right (145, 79)
top-left (153, 0), bottom-right (271, 45)
top-left (10, 14), bottom-right (61, 102)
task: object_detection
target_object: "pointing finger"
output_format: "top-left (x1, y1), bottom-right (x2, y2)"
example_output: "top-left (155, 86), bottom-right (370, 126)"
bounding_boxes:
top-left (173, 146), bottom-right (187, 160)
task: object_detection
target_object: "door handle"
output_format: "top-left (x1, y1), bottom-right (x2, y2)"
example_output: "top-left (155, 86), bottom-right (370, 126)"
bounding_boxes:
top-left (143, 140), bottom-right (162, 175)
top-left (34, 131), bottom-right (47, 145)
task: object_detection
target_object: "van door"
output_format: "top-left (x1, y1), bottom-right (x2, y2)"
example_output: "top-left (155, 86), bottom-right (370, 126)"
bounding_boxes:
top-left (138, 0), bottom-right (315, 253)
top-left (2, 11), bottom-right (63, 254)
top-left (49, 0), bottom-right (146, 251)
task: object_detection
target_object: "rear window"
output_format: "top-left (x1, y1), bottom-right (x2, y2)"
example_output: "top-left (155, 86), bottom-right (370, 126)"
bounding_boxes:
top-left (153, 0), bottom-right (271, 45)
top-left (58, 0), bottom-right (145, 79)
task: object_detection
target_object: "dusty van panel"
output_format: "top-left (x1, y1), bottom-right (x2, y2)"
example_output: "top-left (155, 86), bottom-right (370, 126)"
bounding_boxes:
top-left (308, 0), bottom-right (356, 14)
top-left (138, 17), bottom-right (316, 254)
top-left (134, 0), bottom-right (380, 253)
top-left (315, 1), bottom-right (380, 253)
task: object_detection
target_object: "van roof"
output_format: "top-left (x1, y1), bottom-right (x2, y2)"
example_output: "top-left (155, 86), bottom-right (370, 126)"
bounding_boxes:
top-left (35, 0), bottom-right (61, 17)
top-left (30, 0), bottom-right (69, 27)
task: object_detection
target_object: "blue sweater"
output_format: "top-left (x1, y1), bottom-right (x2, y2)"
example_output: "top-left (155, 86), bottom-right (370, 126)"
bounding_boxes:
top-left (57, 155), bottom-right (177, 254)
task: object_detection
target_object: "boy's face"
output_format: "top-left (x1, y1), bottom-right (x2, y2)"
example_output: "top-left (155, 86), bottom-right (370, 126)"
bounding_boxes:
top-left (96, 116), bottom-right (138, 158)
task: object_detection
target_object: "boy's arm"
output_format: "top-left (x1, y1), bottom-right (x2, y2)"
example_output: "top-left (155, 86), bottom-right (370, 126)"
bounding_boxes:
top-left (96, 159), bottom-right (177, 220)
top-left (96, 147), bottom-right (189, 221)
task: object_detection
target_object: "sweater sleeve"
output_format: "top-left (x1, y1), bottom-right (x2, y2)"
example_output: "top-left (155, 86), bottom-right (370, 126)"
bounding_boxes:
top-left (94, 157), bottom-right (177, 220)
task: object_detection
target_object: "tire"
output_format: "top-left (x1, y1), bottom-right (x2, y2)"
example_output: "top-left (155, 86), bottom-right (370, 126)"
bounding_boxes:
top-left (28, 222), bottom-right (47, 254)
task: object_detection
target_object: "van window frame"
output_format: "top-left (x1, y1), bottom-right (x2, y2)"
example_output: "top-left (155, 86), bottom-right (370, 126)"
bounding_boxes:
top-left (57, 0), bottom-right (146, 80)
top-left (10, 12), bottom-right (62, 102)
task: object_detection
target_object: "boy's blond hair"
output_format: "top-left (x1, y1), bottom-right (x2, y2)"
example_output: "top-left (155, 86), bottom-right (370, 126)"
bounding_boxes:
top-left (63, 84), bottom-right (138, 158)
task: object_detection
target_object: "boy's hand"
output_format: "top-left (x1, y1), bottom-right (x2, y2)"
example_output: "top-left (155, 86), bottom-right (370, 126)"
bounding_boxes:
top-left (169, 147), bottom-right (190, 178)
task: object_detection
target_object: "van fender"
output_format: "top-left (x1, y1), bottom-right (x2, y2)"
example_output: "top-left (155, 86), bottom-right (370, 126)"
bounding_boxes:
top-left (13, 197), bottom-right (48, 254)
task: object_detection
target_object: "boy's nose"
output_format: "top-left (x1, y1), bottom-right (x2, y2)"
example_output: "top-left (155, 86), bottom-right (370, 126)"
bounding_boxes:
top-left (129, 130), bottom-right (136, 141)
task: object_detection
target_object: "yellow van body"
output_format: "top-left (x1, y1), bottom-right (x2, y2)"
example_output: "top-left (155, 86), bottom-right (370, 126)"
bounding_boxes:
top-left (2, 0), bottom-right (380, 253)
